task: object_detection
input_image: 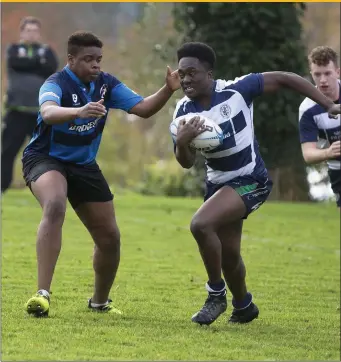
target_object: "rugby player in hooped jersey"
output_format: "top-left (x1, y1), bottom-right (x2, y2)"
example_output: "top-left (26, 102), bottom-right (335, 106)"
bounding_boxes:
top-left (171, 42), bottom-right (341, 326)
top-left (299, 46), bottom-right (341, 208)
top-left (23, 31), bottom-right (181, 317)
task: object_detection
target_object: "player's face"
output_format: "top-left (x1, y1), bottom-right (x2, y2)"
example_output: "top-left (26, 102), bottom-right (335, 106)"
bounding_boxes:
top-left (310, 60), bottom-right (340, 99)
top-left (20, 23), bottom-right (41, 44)
top-left (178, 57), bottom-right (213, 99)
top-left (68, 47), bottom-right (102, 84)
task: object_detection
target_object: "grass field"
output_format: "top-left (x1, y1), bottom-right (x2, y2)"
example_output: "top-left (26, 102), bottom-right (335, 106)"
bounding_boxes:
top-left (1, 189), bottom-right (340, 361)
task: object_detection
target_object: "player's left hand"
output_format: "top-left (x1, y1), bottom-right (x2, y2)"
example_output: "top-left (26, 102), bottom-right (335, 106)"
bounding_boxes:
top-left (327, 104), bottom-right (341, 118)
top-left (165, 66), bottom-right (181, 92)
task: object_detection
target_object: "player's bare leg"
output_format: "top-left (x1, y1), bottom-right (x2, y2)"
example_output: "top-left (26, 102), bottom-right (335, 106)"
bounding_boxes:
top-left (26, 170), bottom-right (68, 316)
top-left (189, 186), bottom-right (245, 325)
top-left (32, 171), bottom-right (67, 291)
top-left (218, 220), bottom-right (247, 300)
top-left (75, 201), bottom-right (121, 313)
top-left (219, 220), bottom-right (259, 324)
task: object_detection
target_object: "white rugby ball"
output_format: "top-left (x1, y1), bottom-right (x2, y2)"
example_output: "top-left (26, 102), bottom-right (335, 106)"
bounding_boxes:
top-left (170, 114), bottom-right (223, 151)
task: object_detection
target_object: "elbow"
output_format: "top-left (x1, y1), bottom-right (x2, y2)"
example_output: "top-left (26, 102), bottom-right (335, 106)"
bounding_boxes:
top-left (303, 156), bottom-right (312, 164)
top-left (176, 157), bottom-right (194, 169)
top-left (175, 147), bottom-right (195, 169)
top-left (130, 109), bottom-right (151, 119)
top-left (180, 162), bottom-right (193, 169)
top-left (43, 119), bottom-right (54, 125)
top-left (303, 154), bottom-right (315, 165)
top-left (183, 163), bottom-right (193, 169)
top-left (139, 112), bottom-right (152, 119)
top-left (41, 109), bottom-right (54, 125)
top-left (130, 101), bottom-right (153, 119)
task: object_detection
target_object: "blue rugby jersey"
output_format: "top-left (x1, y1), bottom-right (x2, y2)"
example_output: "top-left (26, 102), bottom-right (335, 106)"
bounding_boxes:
top-left (23, 65), bottom-right (143, 165)
top-left (299, 83), bottom-right (341, 171)
top-left (172, 73), bottom-right (268, 184)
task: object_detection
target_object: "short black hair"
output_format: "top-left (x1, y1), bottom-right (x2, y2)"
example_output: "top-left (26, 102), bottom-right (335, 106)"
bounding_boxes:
top-left (67, 31), bottom-right (103, 56)
top-left (177, 42), bottom-right (216, 70)
top-left (20, 16), bottom-right (41, 31)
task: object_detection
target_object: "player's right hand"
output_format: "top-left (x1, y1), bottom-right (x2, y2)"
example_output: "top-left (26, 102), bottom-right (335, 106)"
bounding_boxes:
top-left (77, 99), bottom-right (107, 119)
top-left (326, 140), bottom-right (341, 159)
top-left (176, 116), bottom-right (205, 147)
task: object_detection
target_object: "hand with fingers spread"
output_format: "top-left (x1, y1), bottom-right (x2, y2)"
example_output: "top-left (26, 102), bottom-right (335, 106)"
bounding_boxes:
top-left (176, 116), bottom-right (206, 147)
top-left (326, 140), bottom-right (341, 159)
top-left (77, 99), bottom-right (107, 119)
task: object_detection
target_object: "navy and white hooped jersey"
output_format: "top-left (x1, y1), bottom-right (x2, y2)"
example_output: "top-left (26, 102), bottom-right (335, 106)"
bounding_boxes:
top-left (23, 65), bottom-right (143, 165)
top-left (299, 83), bottom-right (341, 171)
top-left (172, 73), bottom-right (268, 184)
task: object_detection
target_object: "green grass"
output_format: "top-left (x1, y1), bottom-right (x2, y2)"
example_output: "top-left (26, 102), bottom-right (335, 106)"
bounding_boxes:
top-left (1, 189), bottom-right (340, 361)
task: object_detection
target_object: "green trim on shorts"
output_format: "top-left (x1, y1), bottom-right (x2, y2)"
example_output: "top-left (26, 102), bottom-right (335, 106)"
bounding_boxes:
top-left (235, 183), bottom-right (258, 196)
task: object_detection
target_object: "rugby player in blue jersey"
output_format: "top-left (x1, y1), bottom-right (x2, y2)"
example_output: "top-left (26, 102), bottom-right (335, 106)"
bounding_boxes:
top-left (23, 31), bottom-right (180, 317)
top-left (171, 42), bottom-right (341, 326)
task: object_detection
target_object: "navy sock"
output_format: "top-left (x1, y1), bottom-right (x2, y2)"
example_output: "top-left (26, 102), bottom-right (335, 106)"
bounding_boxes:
top-left (232, 292), bottom-right (252, 310)
top-left (206, 279), bottom-right (226, 296)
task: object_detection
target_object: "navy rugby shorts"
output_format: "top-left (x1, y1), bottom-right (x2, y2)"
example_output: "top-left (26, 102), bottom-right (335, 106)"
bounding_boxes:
top-left (204, 174), bottom-right (273, 219)
top-left (22, 152), bottom-right (113, 209)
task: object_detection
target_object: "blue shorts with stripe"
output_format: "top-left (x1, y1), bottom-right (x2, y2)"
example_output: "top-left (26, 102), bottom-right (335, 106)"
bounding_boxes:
top-left (204, 174), bottom-right (273, 219)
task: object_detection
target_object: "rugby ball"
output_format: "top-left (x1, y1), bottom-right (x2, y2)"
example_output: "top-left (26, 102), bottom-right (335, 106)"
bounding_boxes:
top-left (170, 114), bottom-right (223, 151)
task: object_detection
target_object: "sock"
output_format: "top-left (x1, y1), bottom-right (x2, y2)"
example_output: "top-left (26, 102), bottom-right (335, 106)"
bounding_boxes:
top-left (91, 300), bottom-right (109, 308)
top-left (232, 292), bottom-right (252, 310)
top-left (37, 289), bottom-right (50, 300)
top-left (206, 279), bottom-right (226, 297)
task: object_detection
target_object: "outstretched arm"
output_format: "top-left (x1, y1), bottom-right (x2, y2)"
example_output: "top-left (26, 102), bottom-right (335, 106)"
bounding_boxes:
top-left (39, 82), bottom-right (107, 125)
top-left (262, 72), bottom-right (340, 116)
top-left (129, 66), bottom-right (180, 118)
top-left (41, 100), bottom-right (106, 125)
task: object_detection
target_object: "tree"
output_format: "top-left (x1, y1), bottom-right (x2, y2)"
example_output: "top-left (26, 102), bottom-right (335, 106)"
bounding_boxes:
top-left (97, 3), bottom-right (181, 186)
top-left (173, 3), bottom-right (311, 201)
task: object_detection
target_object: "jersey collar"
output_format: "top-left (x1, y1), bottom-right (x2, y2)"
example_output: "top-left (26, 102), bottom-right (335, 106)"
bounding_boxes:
top-left (64, 65), bottom-right (95, 96)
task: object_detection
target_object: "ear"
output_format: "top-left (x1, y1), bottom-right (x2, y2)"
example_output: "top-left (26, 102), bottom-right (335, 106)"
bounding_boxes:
top-left (207, 70), bottom-right (213, 79)
top-left (67, 54), bottom-right (74, 65)
top-left (336, 67), bottom-right (340, 79)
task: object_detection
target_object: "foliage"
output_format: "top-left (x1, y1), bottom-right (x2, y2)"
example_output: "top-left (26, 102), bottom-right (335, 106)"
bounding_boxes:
top-left (3, 3), bottom-right (339, 199)
top-left (96, 3), bottom-right (181, 188)
top-left (133, 157), bottom-right (205, 197)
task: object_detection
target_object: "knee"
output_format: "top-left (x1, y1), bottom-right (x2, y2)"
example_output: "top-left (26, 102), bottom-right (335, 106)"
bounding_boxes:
top-left (190, 216), bottom-right (212, 239)
top-left (93, 226), bottom-right (121, 253)
top-left (42, 199), bottom-right (66, 225)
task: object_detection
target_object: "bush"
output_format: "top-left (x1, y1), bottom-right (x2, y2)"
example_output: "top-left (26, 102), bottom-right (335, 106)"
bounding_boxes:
top-left (133, 158), bottom-right (205, 197)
